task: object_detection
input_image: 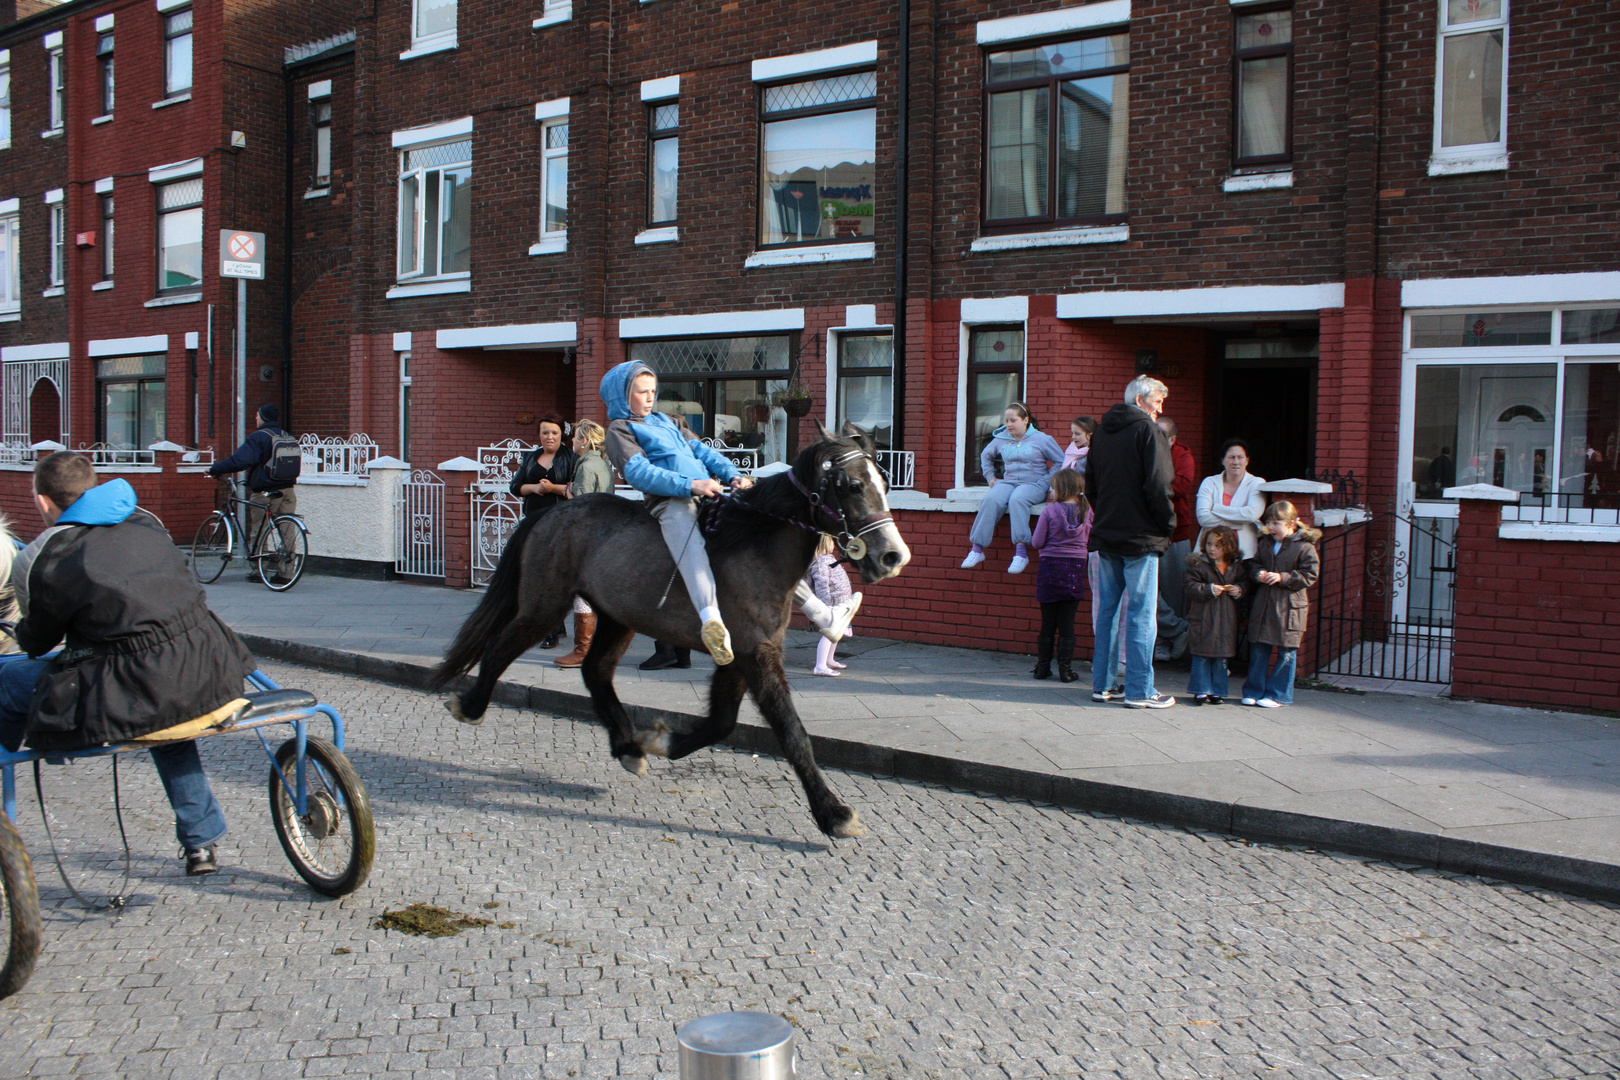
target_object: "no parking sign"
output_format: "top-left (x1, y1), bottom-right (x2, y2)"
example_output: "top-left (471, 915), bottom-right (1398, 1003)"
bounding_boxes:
top-left (220, 230), bottom-right (266, 279)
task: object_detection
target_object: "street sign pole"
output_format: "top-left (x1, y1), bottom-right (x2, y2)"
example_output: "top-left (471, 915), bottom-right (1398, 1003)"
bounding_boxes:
top-left (236, 276), bottom-right (247, 449)
top-left (219, 229), bottom-right (267, 450)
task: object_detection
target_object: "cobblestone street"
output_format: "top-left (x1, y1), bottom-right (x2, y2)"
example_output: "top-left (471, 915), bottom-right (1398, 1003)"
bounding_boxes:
top-left (2, 663), bottom-right (1617, 1079)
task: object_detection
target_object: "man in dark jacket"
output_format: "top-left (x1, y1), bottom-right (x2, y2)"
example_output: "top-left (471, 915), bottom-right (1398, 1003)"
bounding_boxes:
top-left (0, 452), bottom-right (256, 875)
top-left (209, 403), bottom-right (298, 578)
top-left (1084, 377), bottom-right (1177, 709)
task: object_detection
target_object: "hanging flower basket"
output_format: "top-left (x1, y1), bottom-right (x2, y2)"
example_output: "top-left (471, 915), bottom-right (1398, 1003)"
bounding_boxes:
top-left (780, 395), bottom-right (814, 418)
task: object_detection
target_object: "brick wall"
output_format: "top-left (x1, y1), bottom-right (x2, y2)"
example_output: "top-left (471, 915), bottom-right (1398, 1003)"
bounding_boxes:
top-left (1450, 500), bottom-right (1620, 713)
top-left (0, 452), bottom-right (217, 544)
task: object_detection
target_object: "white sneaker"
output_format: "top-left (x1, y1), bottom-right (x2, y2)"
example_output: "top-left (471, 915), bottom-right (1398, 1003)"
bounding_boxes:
top-left (1256, 698), bottom-right (1285, 708)
top-left (960, 550), bottom-right (985, 569)
top-left (812, 666), bottom-right (841, 677)
top-left (1241, 697), bottom-right (1258, 706)
top-left (817, 592), bottom-right (862, 643)
top-left (1123, 693), bottom-right (1176, 710)
top-left (1007, 555), bottom-right (1029, 574)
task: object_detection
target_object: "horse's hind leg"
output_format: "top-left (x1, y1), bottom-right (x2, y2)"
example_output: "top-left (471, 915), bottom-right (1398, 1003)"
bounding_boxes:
top-left (664, 663), bottom-right (748, 760)
top-left (745, 641), bottom-right (864, 839)
top-left (448, 607), bottom-right (563, 724)
top-left (578, 614), bottom-right (651, 776)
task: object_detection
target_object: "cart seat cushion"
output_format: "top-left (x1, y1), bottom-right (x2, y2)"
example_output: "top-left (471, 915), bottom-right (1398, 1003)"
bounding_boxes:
top-left (234, 689), bottom-right (318, 722)
top-left (128, 698), bottom-right (252, 744)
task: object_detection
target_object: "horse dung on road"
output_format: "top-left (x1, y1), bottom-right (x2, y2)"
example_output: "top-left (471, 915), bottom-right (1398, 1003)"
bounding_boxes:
top-left (431, 424), bottom-right (912, 838)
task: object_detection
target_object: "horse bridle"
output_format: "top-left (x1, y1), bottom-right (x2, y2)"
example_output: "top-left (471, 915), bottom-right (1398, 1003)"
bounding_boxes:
top-left (786, 449), bottom-right (895, 561)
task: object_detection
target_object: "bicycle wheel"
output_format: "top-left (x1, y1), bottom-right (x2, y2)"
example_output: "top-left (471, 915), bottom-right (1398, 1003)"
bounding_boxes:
top-left (254, 516), bottom-right (308, 591)
top-left (0, 812), bottom-right (41, 1000)
top-left (269, 736), bottom-right (374, 897)
top-left (189, 512), bottom-right (233, 585)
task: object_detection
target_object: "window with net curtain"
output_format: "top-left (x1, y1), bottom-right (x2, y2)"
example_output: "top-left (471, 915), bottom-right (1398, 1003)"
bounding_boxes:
top-left (157, 178), bottom-right (203, 292)
top-left (758, 72), bottom-right (876, 246)
top-left (414, 0), bottom-right (456, 47)
top-left (1438, 0), bottom-right (1506, 151)
top-left (984, 32), bottom-right (1129, 228)
top-left (837, 333), bottom-right (893, 451)
top-left (397, 139), bottom-right (471, 279)
top-left (1234, 7), bottom-right (1292, 165)
top-left (963, 327), bottom-right (1024, 485)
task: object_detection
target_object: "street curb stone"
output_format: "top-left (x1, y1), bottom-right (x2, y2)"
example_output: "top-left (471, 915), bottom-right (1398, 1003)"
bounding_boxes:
top-left (238, 632), bottom-right (1620, 903)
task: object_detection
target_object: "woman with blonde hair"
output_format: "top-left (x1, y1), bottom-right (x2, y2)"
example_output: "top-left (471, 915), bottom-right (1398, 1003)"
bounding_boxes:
top-left (555, 419), bottom-right (615, 668)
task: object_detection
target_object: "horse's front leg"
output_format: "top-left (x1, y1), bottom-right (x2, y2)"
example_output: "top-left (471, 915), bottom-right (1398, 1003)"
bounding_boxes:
top-left (663, 662), bottom-right (748, 760)
top-left (580, 614), bottom-right (654, 776)
top-left (745, 640), bottom-right (864, 839)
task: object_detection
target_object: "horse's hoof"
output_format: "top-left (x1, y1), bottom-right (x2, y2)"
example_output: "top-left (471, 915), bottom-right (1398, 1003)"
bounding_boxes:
top-left (640, 723), bottom-right (672, 758)
top-left (825, 807), bottom-right (866, 839)
top-left (618, 753), bottom-right (648, 778)
top-left (445, 695), bottom-right (483, 726)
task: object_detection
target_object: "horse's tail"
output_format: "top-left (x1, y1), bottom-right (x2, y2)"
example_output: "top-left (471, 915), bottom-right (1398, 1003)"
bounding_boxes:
top-left (430, 512), bottom-right (542, 689)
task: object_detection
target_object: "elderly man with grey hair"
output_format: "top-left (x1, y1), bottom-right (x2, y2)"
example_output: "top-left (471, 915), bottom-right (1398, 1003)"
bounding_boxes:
top-left (1083, 375), bottom-right (1178, 708)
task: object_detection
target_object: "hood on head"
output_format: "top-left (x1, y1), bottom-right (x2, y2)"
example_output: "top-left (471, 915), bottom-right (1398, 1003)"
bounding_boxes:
top-left (57, 478), bottom-right (138, 527)
top-left (1099, 402), bottom-right (1150, 434)
top-left (600, 360), bottom-right (654, 421)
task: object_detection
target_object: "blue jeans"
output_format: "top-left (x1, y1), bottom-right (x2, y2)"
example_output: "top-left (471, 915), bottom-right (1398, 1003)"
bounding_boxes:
top-left (0, 656), bottom-right (228, 851)
top-left (970, 481), bottom-right (1048, 547)
top-left (1091, 552), bottom-right (1161, 700)
top-left (1188, 656), bottom-right (1229, 698)
top-left (1241, 643), bottom-right (1297, 705)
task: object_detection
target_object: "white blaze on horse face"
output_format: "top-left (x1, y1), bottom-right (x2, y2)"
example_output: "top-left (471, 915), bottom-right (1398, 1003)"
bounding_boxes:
top-left (857, 456), bottom-right (911, 577)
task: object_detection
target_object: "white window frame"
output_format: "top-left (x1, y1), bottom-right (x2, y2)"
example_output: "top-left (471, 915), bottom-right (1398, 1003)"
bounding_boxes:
top-left (0, 210), bottom-right (19, 316)
top-left (532, 99), bottom-right (569, 255)
top-left (395, 136), bottom-right (472, 283)
top-left (405, 0), bottom-right (457, 59)
top-left (46, 43), bottom-right (64, 133)
top-left (398, 349), bottom-right (412, 461)
top-left (1429, 0), bottom-right (1509, 175)
top-left (533, 0), bottom-right (572, 30)
top-left (951, 297), bottom-right (1029, 496)
top-left (155, 175), bottom-right (204, 295)
top-left (46, 192), bottom-right (65, 290)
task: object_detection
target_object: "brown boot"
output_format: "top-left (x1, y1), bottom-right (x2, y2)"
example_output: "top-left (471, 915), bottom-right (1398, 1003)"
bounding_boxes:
top-left (555, 612), bottom-right (595, 668)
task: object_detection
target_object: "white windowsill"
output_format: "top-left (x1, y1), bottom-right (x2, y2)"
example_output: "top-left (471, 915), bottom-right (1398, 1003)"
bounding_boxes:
top-left (151, 94), bottom-right (191, 110)
top-left (386, 277), bottom-right (471, 299)
top-left (971, 225), bottom-right (1129, 252)
top-left (92, 281), bottom-right (114, 291)
top-left (40, 128), bottom-right (63, 139)
top-left (91, 114), bottom-right (113, 126)
top-left (145, 292), bottom-right (201, 307)
top-left (41, 287), bottom-right (63, 297)
top-left (634, 226), bottom-right (679, 246)
top-left (744, 241), bottom-right (874, 268)
top-left (1428, 151), bottom-right (1508, 177)
top-left (1224, 170), bottom-right (1293, 192)
top-left (1500, 522), bottom-right (1620, 543)
top-left (304, 188), bottom-right (331, 200)
top-left (528, 236), bottom-right (568, 256)
top-left (399, 37), bottom-right (457, 61)
top-left (532, 5), bottom-right (571, 28)
top-left (0, 313), bottom-right (19, 322)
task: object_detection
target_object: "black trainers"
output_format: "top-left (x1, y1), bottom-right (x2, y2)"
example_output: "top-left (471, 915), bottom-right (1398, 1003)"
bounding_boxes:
top-left (185, 847), bottom-right (218, 876)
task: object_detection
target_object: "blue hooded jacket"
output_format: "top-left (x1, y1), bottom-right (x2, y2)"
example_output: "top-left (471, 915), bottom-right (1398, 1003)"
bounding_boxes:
top-left (57, 478), bottom-right (138, 526)
top-left (599, 359), bottom-right (739, 498)
top-left (979, 424), bottom-right (1064, 487)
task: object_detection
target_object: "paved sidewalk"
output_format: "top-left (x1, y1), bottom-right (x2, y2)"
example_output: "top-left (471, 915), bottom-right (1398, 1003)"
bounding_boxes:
top-left (204, 573), bottom-right (1620, 900)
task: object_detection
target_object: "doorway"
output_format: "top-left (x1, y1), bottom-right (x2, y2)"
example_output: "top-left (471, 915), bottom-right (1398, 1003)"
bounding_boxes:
top-left (1216, 338), bottom-right (1317, 482)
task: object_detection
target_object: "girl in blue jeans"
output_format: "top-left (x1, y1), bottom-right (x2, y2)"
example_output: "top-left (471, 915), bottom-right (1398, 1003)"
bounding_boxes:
top-left (961, 404), bottom-right (1064, 574)
top-left (1241, 501), bottom-right (1322, 707)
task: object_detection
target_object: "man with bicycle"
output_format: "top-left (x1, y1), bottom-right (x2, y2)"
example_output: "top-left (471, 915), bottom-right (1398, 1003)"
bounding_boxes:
top-left (209, 404), bottom-right (301, 582)
top-left (0, 452), bottom-right (256, 876)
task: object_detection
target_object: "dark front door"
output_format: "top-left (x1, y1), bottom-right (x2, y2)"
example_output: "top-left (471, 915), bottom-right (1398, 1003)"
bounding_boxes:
top-left (1216, 342), bottom-right (1316, 482)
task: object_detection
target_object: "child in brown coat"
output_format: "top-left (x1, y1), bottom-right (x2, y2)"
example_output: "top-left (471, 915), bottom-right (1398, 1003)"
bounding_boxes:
top-left (1241, 501), bottom-right (1322, 708)
top-left (1183, 525), bottom-right (1245, 704)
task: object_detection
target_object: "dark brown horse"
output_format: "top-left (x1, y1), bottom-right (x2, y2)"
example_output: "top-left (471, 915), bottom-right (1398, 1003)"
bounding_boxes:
top-left (431, 424), bottom-right (911, 837)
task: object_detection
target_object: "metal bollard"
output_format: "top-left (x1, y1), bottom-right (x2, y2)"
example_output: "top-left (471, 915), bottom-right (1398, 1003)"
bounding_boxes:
top-left (677, 1012), bottom-right (796, 1080)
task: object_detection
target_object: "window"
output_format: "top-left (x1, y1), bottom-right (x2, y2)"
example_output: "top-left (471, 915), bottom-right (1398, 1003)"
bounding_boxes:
top-left (399, 351), bottom-right (412, 461)
top-left (48, 201), bottom-right (64, 288)
top-left (1435, 0), bottom-right (1507, 156)
top-left (758, 71), bottom-right (876, 247)
top-left (647, 101), bottom-right (678, 226)
top-left (1233, 7), bottom-right (1292, 166)
top-left (0, 54), bottom-right (11, 147)
top-left (97, 32), bottom-right (114, 115)
top-left (836, 333), bottom-right (892, 451)
top-left (627, 337), bottom-right (794, 466)
top-left (397, 139), bottom-right (470, 280)
top-left (96, 355), bottom-right (166, 450)
top-left (99, 194), bottom-right (114, 280)
top-left (0, 214), bottom-right (18, 315)
top-left (963, 327), bottom-right (1024, 485)
top-left (157, 178), bottom-right (203, 292)
top-left (984, 31), bottom-right (1129, 229)
top-left (164, 9), bottom-right (192, 98)
top-left (47, 45), bottom-right (64, 131)
top-left (541, 120), bottom-right (567, 239)
top-left (313, 100), bottom-right (332, 185)
top-left (412, 0), bottom-right (456, 51)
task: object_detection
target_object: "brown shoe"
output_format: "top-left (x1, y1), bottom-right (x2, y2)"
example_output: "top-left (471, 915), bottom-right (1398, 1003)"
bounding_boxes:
top-left (555, 612), bottom-right (595, 668)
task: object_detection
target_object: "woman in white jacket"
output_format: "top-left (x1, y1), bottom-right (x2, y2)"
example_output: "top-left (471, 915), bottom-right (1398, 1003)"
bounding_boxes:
top-left (1196, 439), bottom-right (1267, 559)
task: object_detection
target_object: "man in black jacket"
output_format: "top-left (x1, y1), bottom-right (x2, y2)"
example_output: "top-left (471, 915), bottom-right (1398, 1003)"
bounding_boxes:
top-left (0, 452), bottom-right (256, 875)
top-left (1084, 376), bottom-right (1177, 709)
top-left (209, 404), bottom-right (298, 577)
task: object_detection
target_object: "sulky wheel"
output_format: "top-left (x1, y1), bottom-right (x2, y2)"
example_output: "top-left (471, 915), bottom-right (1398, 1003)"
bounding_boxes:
top-left (0, 812), bottom-right (41, 999)
top-left (269, 737), bottom-right (374, 897)
top-left (189, 513), bottom-right (233, 585)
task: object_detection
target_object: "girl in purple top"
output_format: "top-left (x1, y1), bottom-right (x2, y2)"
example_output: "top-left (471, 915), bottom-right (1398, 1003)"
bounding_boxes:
top-left (806, 534), bottom-right (854, 676)
top-left (1030, 468), bottom-right (1091, 682)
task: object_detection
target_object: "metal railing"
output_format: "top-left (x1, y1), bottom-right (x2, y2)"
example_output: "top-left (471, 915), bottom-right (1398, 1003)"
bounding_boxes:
top-left (299, 433), bottom-right (380, 478)
top-left (875, 450), bottom-right (914, 490)
top-left (1303, 466), bottom-right (1360, 510)
top-left (1500, 492), bottom-right (1620, 527)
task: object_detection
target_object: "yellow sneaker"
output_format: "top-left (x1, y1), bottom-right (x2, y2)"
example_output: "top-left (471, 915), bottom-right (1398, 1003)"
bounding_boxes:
top-left (701, 619), bottom-right (734, 666)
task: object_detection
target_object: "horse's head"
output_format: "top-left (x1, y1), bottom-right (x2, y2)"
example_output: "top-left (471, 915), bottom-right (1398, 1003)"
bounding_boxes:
top-left (797, 421), bottom-right (912, 583)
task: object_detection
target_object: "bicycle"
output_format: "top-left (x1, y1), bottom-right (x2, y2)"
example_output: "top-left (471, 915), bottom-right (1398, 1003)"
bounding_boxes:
top-left (188, 478), bottom-right (309, 592)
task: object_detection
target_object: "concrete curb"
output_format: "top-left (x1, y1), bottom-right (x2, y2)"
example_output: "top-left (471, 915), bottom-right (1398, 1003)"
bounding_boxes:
top-left (240, 633), bottom-right (1620, 904)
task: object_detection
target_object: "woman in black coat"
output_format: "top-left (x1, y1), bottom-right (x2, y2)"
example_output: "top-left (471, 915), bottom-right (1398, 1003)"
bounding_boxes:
top-left (508, 412), bottom-right (578, 647)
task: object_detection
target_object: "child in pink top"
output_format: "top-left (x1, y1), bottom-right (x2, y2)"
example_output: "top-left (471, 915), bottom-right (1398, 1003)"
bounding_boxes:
top-left (1030, 468), bottom-right (1091, 682)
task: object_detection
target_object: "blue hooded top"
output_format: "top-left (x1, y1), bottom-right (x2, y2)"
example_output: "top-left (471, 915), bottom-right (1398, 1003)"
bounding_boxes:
top-left (979, 424), bottom-right (1064, 487)
top-left (599, 359), bottom-right (739, 498)
top-left (58, 478), bottom-right (138, 526)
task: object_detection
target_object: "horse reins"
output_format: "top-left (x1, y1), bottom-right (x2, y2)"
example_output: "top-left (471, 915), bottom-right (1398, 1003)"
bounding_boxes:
top-left (706, 449), bottom-right (894, 563)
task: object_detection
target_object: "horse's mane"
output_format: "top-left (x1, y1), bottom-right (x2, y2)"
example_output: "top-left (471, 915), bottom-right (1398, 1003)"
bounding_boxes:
top-left (702, 442), bottom-right (833, 555)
